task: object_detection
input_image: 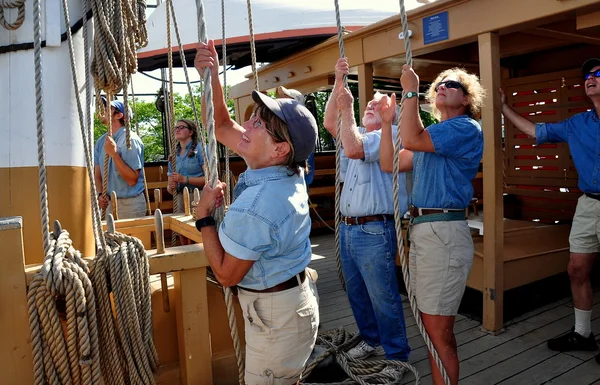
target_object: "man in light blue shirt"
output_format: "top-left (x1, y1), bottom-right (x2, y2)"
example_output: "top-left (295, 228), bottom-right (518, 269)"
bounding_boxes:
top-left (323, 57), bottom-right (411, 368)
top-left (94, 97), bottom-right (146, 219)
top-left (500, 58), bottom-right (600, 361)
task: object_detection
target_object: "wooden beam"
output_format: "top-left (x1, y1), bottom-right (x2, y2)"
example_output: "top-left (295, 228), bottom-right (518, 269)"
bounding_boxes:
top-left (0, 217), bottom-right (34, 385)
top-left (175, 267), bottom-right (212, 385)
top-left (523, 27), bottom-right (600, 46)
top-left (577, 10), bottom-right (600, 30)
top-left (478, 32), bottom-right (505, 333)
top-left (358, 63), bottom-right (374, 119)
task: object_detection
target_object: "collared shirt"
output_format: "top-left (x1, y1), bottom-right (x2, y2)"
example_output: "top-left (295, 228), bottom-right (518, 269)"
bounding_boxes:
top-left (411, 115), bottom-right (483, 209)
top-left (536, 109), bottom-right (600, 193)
top-left (218, 166), bottom-right (312, 290)
top-left (167, 141), bottom-right (206, 192)
top-left (340, 126), bottom-right (409, 217)
top-left (94, 127), bottom-right (145, 198)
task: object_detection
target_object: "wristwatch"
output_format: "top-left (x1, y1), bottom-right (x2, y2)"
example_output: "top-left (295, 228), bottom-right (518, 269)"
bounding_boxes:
top-left (404, 91), bottom-right (418, 99)
top-left (195, 216), bottom-right (216, 231)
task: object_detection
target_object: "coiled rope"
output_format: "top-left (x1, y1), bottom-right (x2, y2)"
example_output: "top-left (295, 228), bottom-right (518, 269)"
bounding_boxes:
top-left (392, 1), bottom-right (449, 384)
top-left (0, 0), bottom-right (25, 30)
top-left (27, 0), bottom-right (101, 382)
top-left (194, 0), bottom-right (245, 384)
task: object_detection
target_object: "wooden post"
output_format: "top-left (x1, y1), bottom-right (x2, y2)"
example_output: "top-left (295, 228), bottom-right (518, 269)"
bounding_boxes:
top-left (183, 187), bottom-right (191, 216)
top-left (174, 268), bottom-right (212, 385)
top-left (478, 32), bottom-right (505, 333)
top-left (0, 217), bottom-right (34, 385)
top-left (358, 63), bottom-right (374, 119)
top-left (154, 188), bottom-right (162, 212)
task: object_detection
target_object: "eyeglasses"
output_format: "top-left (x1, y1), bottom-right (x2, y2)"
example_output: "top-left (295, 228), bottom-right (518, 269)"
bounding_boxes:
top-left (175, 125), bottom-right (190, 131)
top-left (584, 70), bottom-right (600, 81)
top-left (434, 80), bottom-right (468, 94)
top-left (249, 114), bottom-right (265, 129)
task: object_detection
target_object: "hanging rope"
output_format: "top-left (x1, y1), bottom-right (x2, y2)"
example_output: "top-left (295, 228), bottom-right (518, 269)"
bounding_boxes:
top-left (195, 0), bottom-right (244, 383)
top-left (332, 0), bottom-right (347, 292)
top-left (130, 79), bottom-right (153, 216)
top-left (0, 0), bottom-right (25, 30)
top-left (246, 0), bottom-right (259, 91)
top-left (393, 1), bottom-right (449, 384)
top-left (222, 0), bottom-right (231, 208)
top-left (28, 0), bottom-right (101, 382)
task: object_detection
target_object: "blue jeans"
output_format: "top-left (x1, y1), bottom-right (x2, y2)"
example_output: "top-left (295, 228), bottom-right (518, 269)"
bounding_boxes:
top-left (340, 219), bottom-right (410, 361)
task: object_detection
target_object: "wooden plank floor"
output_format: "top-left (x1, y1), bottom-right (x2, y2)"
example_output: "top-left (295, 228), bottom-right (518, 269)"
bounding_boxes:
top-left (309, 233), bottom-right (600, 385)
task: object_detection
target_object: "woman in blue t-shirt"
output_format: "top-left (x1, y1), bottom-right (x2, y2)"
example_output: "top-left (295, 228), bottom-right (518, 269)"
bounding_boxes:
top-left (380, 66), bottom-right (485, 385)
top-left (167, 118), bottom-right (206, 211)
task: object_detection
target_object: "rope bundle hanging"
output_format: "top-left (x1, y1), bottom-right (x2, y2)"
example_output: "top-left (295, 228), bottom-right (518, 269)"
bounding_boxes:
top-left (392, 1), bottom-right (449, 384)
top-left (28, 0), bottom-right (101, 383)
top-left (0, 0), bottom-right (25, 30)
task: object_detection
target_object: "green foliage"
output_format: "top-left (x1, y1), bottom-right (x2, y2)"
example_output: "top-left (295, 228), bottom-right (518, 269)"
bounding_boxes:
top-left (94, 85), bottom-right (235, 162)
top-left (419, 107), bottom-right (439, 128)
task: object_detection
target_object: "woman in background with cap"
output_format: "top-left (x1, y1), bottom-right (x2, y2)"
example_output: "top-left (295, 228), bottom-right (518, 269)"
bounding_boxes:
top-left (194, 40), bottom-right (319, 385)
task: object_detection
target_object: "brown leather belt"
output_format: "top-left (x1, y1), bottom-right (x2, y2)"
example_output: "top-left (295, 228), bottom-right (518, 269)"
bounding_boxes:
top-left (409, 206), bottom-right (466, 218)
top-left (239, 270), bottom-right (306, 294)
top-left (341, 214), bottom-right (394, 226)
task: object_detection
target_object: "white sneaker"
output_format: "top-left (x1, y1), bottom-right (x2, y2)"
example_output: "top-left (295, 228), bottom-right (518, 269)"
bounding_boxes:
top-left (380, 364), bottom-right (407, 379)
top-left (346, 341), bottom-right (384, 359)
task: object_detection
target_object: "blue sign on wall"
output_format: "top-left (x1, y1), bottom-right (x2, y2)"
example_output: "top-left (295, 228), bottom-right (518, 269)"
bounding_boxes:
top-left (423, 11), bottom-right (449, 45)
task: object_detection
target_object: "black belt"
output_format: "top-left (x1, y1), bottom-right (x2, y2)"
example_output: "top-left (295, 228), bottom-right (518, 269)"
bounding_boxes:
top-left (238, 270), bottom-right (306, 294)
top-left (409, 206), bottom-right (466, 218)
top-left (341, 214), bottom-right (394, 226)
top-left (585, 193), bottom-right (600, 201)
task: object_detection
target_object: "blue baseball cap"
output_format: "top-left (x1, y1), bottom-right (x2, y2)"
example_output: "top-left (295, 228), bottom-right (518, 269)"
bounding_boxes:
top-left (101, 96), bottom-right (132, 119)
top-left (252, 90), bottom-right (317, 163)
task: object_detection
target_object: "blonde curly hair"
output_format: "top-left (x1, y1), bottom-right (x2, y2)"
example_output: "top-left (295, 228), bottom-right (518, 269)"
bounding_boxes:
top-left (425, 68), bottom-right (486, 120)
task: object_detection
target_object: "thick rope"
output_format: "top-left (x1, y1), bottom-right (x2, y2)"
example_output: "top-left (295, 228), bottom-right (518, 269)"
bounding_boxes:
top-left (333, 0), bottom-right (346, 292)
top-left (0, 0), bottom-right (25, 30)
top-left (195, 0), bottom-right (244, 383)
top-left (301, 329), bottom-right (419, 385)
top-left (130, 80), bottom-right (153, 216)
top-left (222, 0), bottom-right (231, 208)
top-left (246, 0), bottom-right (259, 91)
top-left (393, 1), bottom-right (449, 384)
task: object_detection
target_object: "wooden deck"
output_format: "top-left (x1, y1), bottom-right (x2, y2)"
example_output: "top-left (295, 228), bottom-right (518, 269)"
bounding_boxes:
top-left (309, 233), bottom-right (600, 385)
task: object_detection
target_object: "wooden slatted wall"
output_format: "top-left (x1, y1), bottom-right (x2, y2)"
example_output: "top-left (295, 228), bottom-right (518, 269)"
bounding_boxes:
top-left (503, 68), bottom-right (593, 223)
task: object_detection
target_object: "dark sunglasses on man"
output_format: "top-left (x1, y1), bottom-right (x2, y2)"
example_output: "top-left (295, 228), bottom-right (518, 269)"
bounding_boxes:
top-left (584, 70), bottom-right (600, 81)
top-left (434, 80), bottom-right (468, 94)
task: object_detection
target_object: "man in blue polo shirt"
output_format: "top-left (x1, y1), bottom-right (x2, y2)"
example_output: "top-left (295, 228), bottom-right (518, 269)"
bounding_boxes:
top-left (500, 58), bottom-right (600, 361)
top-left (94, 97), bottom-right (146, 219)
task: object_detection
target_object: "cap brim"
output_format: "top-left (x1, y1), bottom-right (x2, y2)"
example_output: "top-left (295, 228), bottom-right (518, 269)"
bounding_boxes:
top-left (252, 91), bottom-right (287, 123)
top-left (582, 58), bottom-right (600, 74)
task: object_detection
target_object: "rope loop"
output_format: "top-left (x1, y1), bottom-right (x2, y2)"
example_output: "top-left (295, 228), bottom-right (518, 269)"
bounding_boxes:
top-left (0, 0), bottom-right (25, 30)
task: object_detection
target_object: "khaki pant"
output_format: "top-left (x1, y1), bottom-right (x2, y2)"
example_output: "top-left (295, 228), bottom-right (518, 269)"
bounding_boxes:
top-left (238, 270), bottom-right (319, 385)
top-left (107, 193), bottom-right (147, 219)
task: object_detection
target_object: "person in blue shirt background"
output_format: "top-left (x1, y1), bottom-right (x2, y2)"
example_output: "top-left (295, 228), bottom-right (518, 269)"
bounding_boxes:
top-left (94, 97), bottom-right (146, 219)
top-left (500, 58), bottom-right (600, 362)
top-left (167, 118), bottom-right (206, 208)
top-left (381, 65), bottom-right (485, 385)
top-left (277, 86), bottom-right (316, 189)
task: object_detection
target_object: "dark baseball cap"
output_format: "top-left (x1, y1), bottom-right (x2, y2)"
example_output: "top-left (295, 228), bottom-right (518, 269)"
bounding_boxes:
top-left (252, 90), bottom-right (317, 163)
top-left (101, 96), bottom-right (132, 119)
top-left (582, 58), bottom-right (600, 75)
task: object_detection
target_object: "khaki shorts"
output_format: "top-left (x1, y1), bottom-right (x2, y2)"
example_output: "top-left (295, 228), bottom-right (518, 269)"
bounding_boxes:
top-left (409, 220), bottom-right (473, 316)
top-left (569, 195), bottom-right (600, 254)
top-left (173, 190), bottom-right (195, 214)
top-left (106, 193), bottom-right (147, 219)
top-left (238, 271), bottom-right (319, 385)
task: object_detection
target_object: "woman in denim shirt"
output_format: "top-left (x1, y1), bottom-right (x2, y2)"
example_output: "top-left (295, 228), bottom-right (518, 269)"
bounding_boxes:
top-left (380, 66), bottom-right (485, 385)
top-left (167, 118), bottom-right (206, 210)
top-left (194, 40), bottom-right (319, 385)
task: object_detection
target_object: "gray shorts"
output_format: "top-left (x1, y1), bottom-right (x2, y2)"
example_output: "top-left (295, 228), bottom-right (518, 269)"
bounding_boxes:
top-left (107, 193), bottom-right (147, 219)
top-left (569, 195), bottom-right (600, 254)
top-left (409, 220), bottom-right (473, 316)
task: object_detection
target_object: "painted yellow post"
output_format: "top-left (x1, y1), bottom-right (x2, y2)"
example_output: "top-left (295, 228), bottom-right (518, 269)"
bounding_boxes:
top-left (358, 63), bottom-right (374, 119)
top-left (0, 217), bottom-right (34, 384)
top-left (478, 32), bottom-right (505, 333)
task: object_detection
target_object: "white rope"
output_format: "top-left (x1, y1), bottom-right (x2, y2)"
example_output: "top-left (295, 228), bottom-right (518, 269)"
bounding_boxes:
top-left (0, 0), bottom-right (25, 30)
top-left (393, 1), bottom-right (449, 384)
top-left (221, 0), bottom-right (231, 208)
top-left (194, 1), bottom-right (244, 384)
top-left (246, 0), bottom-right (259, 91)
